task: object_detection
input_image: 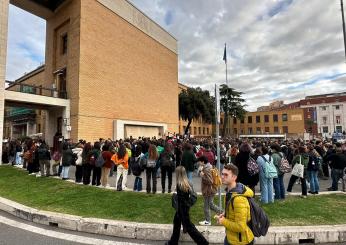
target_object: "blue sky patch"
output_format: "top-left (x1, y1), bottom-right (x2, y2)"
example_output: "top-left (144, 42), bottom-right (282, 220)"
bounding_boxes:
top-left (164, 10), bottom-right (174, 26)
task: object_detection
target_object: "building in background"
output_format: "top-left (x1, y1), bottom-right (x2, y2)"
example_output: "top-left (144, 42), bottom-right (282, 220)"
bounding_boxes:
top-left (3, 0), bottom-right (179, 143)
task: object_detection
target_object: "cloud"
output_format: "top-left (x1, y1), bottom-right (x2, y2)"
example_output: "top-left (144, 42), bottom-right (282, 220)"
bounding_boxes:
top-left (5, 0), bottom-right (346, 113)
top-left (5, 5), bottom-right (45, 81)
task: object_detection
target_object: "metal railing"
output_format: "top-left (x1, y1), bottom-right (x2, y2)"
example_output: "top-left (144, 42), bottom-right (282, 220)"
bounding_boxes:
top-left (6, 83), bottom-right (68, 99)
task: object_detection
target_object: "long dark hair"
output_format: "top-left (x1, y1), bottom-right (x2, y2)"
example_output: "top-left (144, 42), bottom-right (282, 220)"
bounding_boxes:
top-left (117, 144), bottom-right (127, 159)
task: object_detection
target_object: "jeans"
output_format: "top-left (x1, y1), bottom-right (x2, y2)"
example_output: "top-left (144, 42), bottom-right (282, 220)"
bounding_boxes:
top-left (273, 174), bottom-right (285, 199)
top-left (161, 166), bottom-right (173, 192)
top-left (134, 177), bottom-right (143, 191)
top-left (287, 174), bottom-right (307, 196)
top-left (15, 152), bottom-right (22, 165)
top-left (39, 159), bottom-right (51, 176)
top-left (92, 166), bottom-right (102, 186)
top-left (307, 170), bottom-right (319, 193)
top-left (187, 171), bottom-right (193, 183)
top-left (203, 195), bottom-right (223, 222)
top-left (168, 212), bottom-right (208, 245)
top-left (101, 167), bottom-right (111, 186)
top-left (260, 175), bottom-right (274, 203)
top-left (116, 165), bottom-right (128, 190)
top-left (331, 168), bottom-right (344, 191)
top-left (146, 167), bottom-right (157, 193)
top-left (61, 166), bottom-right (70, 179)
top-left (83, 164), bottom-right (92, 185)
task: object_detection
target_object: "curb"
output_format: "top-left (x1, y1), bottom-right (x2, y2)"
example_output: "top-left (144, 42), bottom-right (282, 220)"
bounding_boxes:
top-left (0, 197), bottom-right (346, 244)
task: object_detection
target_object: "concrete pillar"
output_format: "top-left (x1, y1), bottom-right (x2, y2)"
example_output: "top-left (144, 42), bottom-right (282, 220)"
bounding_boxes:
top-left (62, 106), bottom-right (70, 140)
top-left (0, 0), bottom-right (9, 164)
top-left (45, 109), bottom-right (58, 147)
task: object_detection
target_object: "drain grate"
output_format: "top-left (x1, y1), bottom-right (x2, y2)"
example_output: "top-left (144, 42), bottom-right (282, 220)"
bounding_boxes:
top-left (49, 222), bottom-right (58, 227)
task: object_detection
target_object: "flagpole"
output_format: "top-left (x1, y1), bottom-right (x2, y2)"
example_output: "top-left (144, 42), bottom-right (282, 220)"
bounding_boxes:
top-left (225, 43), bottom-right (228, 85)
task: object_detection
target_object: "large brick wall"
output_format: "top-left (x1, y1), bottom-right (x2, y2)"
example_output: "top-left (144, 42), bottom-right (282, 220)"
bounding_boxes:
top-left (77, 0), bottom-right (178, 141)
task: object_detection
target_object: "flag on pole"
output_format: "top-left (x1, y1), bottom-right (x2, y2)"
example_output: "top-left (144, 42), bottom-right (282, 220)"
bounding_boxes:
top-left (223, 44), bottom-right (227, 64)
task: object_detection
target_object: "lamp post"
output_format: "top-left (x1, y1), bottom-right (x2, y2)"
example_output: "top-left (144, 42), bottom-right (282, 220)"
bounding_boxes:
top-left (341, 0), bottom-right (346, 61)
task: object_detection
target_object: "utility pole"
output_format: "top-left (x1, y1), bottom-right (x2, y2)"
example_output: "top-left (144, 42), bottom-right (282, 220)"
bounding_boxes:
top-left (341, 0), bottom-right (346, 61)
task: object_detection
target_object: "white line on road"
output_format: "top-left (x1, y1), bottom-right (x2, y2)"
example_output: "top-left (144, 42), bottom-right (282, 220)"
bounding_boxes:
top-left (0, 215), bottom-right (146, 245)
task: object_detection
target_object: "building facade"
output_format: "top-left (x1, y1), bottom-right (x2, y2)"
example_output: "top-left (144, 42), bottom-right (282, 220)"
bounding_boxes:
top-left (4, 0), bottom-right (179, 143)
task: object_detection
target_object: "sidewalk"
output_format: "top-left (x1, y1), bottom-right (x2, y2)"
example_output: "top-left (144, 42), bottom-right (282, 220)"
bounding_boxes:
top-left (0, 196), bottom-right (345, 244)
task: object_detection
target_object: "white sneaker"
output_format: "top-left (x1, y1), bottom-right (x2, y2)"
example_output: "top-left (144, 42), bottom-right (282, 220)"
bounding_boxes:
top-left (199, 220), bottom-right (211, 226)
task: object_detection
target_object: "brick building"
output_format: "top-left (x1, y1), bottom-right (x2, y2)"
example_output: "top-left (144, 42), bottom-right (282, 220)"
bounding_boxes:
top-left (2, 0), bottom-right (179, 143)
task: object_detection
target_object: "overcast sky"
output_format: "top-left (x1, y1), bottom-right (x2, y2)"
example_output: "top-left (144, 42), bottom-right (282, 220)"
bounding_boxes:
top-left (5, 0), bottom-right (346, 111)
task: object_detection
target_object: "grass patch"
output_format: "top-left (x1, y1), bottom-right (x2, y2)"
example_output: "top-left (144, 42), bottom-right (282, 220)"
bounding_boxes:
top-left (0, 166), bottom-right (345, 226)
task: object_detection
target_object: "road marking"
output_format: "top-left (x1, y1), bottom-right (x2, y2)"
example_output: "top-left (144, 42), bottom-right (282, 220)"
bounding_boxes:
top-left (0, 215), bottom-right (146, 245)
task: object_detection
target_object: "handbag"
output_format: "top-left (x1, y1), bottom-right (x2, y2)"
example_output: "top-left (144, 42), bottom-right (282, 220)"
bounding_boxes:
top-left (292, 156), bottom-right (304, 178)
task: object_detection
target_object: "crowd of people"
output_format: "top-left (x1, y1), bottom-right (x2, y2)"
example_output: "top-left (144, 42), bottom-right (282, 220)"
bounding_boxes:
top-left (1, 136), bottom-right (346, 245)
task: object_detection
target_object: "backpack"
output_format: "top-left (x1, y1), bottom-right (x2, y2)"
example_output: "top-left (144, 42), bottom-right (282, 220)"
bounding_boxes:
top-left (261, 156), bottom-right (278, 178)
top-left (160, 153), bottom-right (174, 167)
top-left (131, 157), bottom-right (143, 176)
top-left (147, 158), bottom-right (157, 168)
top-left (231, 196), bottom-right (270, 237)
top-left (95, 152), bottom-right (105, 168)
top-left (89, 154), bottom-right (96, 165)
top-left (210, 168), bottom-right (222, 189)
top-left (278, 153), bottom-right (292, 174)
top-left (309, 156), bottom-right (321, 171)
top-left (247, 156), bottom-right (259, 176)
top-left (187, 187), bottom-right (197, 207)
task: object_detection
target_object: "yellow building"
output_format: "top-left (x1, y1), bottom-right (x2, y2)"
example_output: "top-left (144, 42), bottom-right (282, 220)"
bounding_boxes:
top-left (4, 0), bottom-right (179, 142)
top-left (178, 83), bottom-right (213, 137)
top-left (226, 108), bottom-right (306, 138)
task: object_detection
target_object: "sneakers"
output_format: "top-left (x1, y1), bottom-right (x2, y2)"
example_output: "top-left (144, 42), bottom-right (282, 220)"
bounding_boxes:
top-left (300, 195), bottom-right (307, 199)
top-left (199, 220), bottom-right (211, 226)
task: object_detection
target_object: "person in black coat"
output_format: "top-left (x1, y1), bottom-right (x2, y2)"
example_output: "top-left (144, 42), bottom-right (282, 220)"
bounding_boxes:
top-left (234, 142), bottom-right (259, 193)
top-left (166, 166), bottom-right (208, 245)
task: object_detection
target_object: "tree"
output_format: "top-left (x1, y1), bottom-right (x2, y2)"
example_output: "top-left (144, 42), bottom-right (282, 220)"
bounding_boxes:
top-left (219, 85), bottom-right (246, 137)
top-left (179, 87), bottom-right (214, 135)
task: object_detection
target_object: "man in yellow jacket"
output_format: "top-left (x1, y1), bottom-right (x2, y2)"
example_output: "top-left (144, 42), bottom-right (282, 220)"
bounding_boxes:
top-left (215, 164), bottom-right (254, 245)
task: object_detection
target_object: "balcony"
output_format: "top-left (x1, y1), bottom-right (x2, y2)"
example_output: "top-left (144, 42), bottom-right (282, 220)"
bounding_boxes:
top-left (6, 83), bottom-right (67, 99)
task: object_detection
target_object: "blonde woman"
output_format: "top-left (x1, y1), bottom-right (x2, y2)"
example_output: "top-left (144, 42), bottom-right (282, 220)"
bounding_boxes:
top-left (166, 166), bottom-right (208, 245)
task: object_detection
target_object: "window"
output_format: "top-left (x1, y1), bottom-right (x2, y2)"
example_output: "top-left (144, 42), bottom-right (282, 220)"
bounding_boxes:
top-left (194, 127), bottom-right (197, 135)
top-left (207, 128), bottom-right (209, 135)
top-left (248, 128), bottom-right (253, 134)
top-left (220, 118), bottom-right (223, 124)
top-left (322, 126), bottom-right (328, 133)
top-left (273, 114), bottom-right (278, 122)
top-left (38, 124), bottom-right (41, 133)
top-left (265, 127), bottom-right (270, 133)
top-left (282, 114), bottom-right (288, 121)
top-left (240, 118), bottom-right (244, 124)
top-left (198, 127), bottom-right (201, 135)
top-left (248, 116), bottom-right (252, 124)
top-left (321, 106), bottom-right (327, 111)
top-left (322, 116), bottom-right (327, 124)
top-left (234, 128), bottom-right (238, 134)
top-left (274, 126), bottom-right (279, 133)
top-left (256, 127), bottom-right (261, 134)
top-left (233, 118), bottom-right (237, 124)
top-left (264, 115), bottom-right (269, 123)
top-left (240, 129), bottom-right (244, 134)
top-left (282, 126), bottom-right (288, 133)
top-left (336, 126), bottom-right (343, 133)
top-left (336, 116), bottom-right (341, 124)
top-left (335, 105), bottom-right (340, 110)
top-left (203, 127), bottom-right (205, 135)
top-left (183, 126), bottom-right (186, 133)
top-left (256, 115), bottom-right (261, 123)
top-left (61, 33), bottom-right (68, 55)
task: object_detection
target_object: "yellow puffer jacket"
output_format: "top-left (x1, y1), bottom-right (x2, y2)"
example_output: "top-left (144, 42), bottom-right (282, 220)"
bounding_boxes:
top-left (221, 183), bottom-right (254, 245)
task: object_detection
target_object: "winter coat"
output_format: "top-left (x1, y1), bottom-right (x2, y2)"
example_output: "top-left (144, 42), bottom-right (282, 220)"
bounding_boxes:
top-left (200, 163), bottom-right (217, 197)
top-left (234, 152), bottom-right (259, 187)
top-left (181, 150), bottom-right (196, 172)
top-left (102, 151), bottom-right (114, 168)
top-left (62, 149), bottom-right (73, 167)
top-left (223, 183), bottom-right (254, 245)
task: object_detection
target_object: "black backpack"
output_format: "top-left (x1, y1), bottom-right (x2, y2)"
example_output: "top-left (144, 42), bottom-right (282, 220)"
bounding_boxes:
top-left (231, 196), bottom-right (270, 237)
top-left (131, 157), bottom-right (143, 176)
top-left (160, 153), bottom-right (174, 167)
